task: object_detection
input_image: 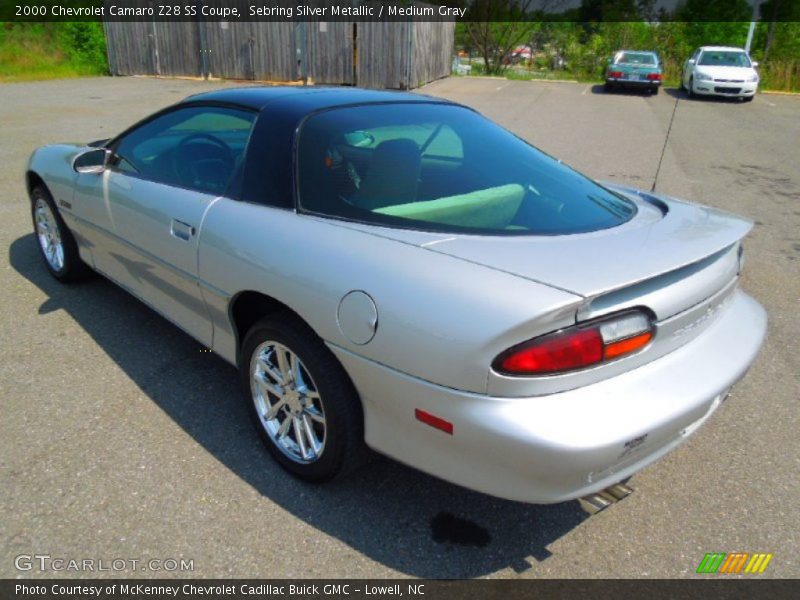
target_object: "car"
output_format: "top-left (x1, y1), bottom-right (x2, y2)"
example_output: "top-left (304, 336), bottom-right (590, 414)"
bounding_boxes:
top-left (604, 50), bottom-right (663, 94)
top-left (26, 87), bottom-right (766, 507)
top-left (682, 46), bottom-right (759, 101)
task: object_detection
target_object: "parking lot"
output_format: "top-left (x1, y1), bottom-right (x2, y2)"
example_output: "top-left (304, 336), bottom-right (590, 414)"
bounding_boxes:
top-left (1, 76), bottom-right (798, 578)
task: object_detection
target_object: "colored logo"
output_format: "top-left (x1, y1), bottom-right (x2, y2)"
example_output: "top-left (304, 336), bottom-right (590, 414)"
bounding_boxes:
top-left (696, 552), bottom-right (773, 574)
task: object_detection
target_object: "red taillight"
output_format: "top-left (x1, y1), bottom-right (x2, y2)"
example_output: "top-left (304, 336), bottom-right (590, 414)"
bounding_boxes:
top-left (608, 71), bottom-right (623, 78)
top-left (498, 328), bottom-right (602, 374)
top-left (494, 310), bottom-right (653, 376)
top-left (647, 73), bottom-right (663, 81)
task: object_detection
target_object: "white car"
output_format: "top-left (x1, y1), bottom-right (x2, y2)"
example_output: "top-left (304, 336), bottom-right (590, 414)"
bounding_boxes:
top-left (682, 46), bottom-right (759, 101)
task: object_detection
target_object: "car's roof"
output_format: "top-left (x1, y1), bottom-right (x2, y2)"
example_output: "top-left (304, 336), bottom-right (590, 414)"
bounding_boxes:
top-left (181, 85), bottom-right (454, 112)
top-left (699, 46), bottom-right (747, 52)
top-left (616, 50), bottom-right (658, 55)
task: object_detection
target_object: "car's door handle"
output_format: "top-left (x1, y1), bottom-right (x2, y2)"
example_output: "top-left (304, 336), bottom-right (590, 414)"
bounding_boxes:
top-left (170, 219), bottom-right (195, 241)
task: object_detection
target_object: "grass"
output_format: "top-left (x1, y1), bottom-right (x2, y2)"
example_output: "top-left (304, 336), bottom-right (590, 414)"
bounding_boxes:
top-left (0, 23), bottom-right (107, 83)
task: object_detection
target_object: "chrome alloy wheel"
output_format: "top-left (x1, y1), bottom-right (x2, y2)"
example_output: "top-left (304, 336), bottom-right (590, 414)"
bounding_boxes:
top-left (34, 198), bottom-right (65, 272)
top-left (250, 341), bottom-right (326, 463)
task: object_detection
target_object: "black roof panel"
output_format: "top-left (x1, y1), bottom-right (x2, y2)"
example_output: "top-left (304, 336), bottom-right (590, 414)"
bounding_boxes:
top-left (182, 85), bottom-right (453, 112)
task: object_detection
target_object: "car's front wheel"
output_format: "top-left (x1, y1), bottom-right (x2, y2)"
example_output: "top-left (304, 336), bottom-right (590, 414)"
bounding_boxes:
top-left (30, 184), bottom-right (90, 282)
top-left (240, 314), bottom-right (365, 482)
top-left (686, 77), bottom-right (695, 99)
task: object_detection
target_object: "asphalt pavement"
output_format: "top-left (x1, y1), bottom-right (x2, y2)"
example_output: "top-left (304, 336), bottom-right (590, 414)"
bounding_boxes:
top-left (1, 76), bottom-right (798, 578)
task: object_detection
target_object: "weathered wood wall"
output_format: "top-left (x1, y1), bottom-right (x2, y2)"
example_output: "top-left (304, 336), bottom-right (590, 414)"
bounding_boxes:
top-left (104, 17), bottom-right (453, 89)
top-left (306, 21), bottom-right (354, 85)
top-left (356, 21), bottom-right (409, 90)
top-left (412, 19), bottom-right (455, 88)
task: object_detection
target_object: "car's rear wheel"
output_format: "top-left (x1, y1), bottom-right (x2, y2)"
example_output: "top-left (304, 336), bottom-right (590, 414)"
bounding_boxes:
top-left (240, 314), bottom-right (365, 482)
top-left (651, 86), bottom-right (659, 95)
top-left (604, 81), bottom-right (614, 93)
top-left (30, 184), bottom-right (90, 282)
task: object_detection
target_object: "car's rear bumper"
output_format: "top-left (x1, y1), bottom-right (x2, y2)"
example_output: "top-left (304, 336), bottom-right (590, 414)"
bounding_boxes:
top-left (693, 80), bottom-right (757, 97)
top-left (330, 289), bottom-right (766, 504)
top-left (607, 78), bottom-right (661, 87)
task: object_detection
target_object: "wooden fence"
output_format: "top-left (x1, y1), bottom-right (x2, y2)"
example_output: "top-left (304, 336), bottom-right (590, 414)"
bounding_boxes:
top-left (104, 18), bottom-right (454, 89)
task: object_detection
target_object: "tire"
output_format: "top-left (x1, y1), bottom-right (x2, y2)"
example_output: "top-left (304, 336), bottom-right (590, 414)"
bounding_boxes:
top-left (651, 86), bottom-right (659, 95)
top-left (240, 313), bottom-right (366, 482)
top-left (604, 81), bottom-right (614, 93)
top-left (743, 96), bottom-right (754, 103)
top-left (687, 77), bottom-right (695, 99)
top-left (30, 184), bottom-right (90, 282)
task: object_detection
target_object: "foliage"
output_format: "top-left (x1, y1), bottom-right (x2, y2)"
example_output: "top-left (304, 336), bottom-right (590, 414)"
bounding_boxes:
top-left (55, 22), bottom-right (107, 70)
top-left (456, 13), bottom-right (800, 92)
top-left (0, 22), bottom-right (107, 82)
top-left (462, 1), bottom-right (543, 74)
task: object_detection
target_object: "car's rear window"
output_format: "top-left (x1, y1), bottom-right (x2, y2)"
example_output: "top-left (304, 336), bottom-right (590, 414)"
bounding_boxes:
top-left (297, 103), bottom-right (636, 235)
top-left (616, 52), bottom-right (657, 65)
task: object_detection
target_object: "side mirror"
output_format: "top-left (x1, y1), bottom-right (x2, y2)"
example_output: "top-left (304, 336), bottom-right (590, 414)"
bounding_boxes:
top-left (687, 58), bottom-right (695, 64)
top-left (73, 148), bottom-right (109, 174)
top-left (752, 61), bottom-right (759, 68)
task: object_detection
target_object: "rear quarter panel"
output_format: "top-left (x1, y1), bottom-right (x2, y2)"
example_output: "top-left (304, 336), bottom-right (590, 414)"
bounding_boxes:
top-left (197, 200), bottom-right (583, 394)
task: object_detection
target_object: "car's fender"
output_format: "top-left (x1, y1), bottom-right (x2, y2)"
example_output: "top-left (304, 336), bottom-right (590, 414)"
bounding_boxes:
top-left (197, 199), bottom-right (583, 394)
top-left (26, 144), bottom-right (85, 210)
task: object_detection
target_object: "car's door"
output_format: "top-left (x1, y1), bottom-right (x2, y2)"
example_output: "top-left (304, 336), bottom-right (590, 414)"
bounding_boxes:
top-left (74, 104), bottom-right (257, 345)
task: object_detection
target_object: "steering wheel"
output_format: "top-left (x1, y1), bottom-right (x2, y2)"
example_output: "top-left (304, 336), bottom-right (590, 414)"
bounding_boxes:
top-left (172, 133), bottom-right (234, 190)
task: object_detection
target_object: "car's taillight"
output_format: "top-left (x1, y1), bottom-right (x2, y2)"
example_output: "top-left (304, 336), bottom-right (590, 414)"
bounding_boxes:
top-left (608, 71), bottom-right (623, 78)
top-left (493, 310), bottom-right (654, 376)
top-left (647, 73), bottom-right (663, 81)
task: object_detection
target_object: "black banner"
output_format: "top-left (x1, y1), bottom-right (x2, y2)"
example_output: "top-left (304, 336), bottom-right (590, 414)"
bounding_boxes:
top-left (2, 0), bottom-right (796, 23)
top-left (2, 579), bottom-right (798, 600)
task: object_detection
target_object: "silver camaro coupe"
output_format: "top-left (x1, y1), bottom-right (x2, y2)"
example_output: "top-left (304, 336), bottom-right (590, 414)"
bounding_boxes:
top-left (26, 87), bottom-right (766, 508)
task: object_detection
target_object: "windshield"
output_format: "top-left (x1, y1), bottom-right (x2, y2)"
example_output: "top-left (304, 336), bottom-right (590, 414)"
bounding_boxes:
top-left (616, 52), bottom-right (657, 66)
top-left (297, 104), bottom-right (635, 236)
top-left (698, 50), bottom-right (751, 67)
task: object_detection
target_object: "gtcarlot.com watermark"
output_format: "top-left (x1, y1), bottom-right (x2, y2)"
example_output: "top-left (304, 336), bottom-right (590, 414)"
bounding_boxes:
top-left (14, 554), bottom-right (194, 573)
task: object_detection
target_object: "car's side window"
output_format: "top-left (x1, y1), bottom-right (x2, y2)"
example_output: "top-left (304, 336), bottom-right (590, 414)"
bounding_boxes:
top-left (111, 106), bottom-right (256, 195)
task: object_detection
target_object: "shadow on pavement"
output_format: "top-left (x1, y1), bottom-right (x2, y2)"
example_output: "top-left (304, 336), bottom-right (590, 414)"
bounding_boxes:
top-left (590, 83), bottom-right (659, 96)
top-left (663, 87), bottom-right (750, 104)
top-left (10, 233), bottom-right (589, 578)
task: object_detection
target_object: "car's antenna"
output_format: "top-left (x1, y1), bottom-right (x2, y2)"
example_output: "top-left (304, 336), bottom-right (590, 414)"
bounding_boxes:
top-left (652, 95), bottom-right (680, 193)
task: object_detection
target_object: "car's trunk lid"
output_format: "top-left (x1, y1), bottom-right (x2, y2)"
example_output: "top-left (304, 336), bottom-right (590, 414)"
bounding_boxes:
top-left (422, 188), bottom-right (751, 308)
top-left (334, 186), bottom-right (751, 323)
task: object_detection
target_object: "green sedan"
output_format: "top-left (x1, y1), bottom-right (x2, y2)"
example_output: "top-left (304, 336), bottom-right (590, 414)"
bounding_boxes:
top-left (605, 50), bottom-right (663, 94)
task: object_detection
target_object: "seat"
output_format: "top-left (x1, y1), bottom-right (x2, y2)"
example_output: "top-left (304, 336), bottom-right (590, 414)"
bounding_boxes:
top-left (375, 184), bottom-right (525, 229)
top-left (351, 139), bottom-right (421, 210)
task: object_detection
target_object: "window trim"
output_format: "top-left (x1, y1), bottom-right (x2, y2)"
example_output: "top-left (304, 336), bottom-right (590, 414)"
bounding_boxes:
top-left (105, 101), bottom-right (259, 199)
top-left (292, 101), bottom-right (638, 237)
top-left (290, 100), bottom-right (467, 215)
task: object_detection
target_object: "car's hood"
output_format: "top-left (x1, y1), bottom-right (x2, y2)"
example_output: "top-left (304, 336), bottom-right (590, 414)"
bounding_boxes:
top-left (696, 65), bottom-right (755, 80)
top-left (342, 185), bottom-right (752, 299)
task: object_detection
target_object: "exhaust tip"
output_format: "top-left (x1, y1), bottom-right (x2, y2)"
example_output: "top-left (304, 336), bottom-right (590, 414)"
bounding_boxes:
top-left (606, 483), bottom-right (634, 500)
top-left (579, 483), bottom-right (634, 515)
